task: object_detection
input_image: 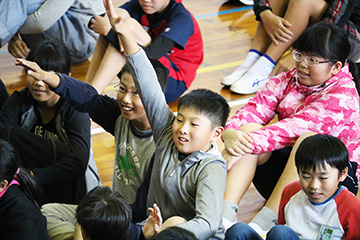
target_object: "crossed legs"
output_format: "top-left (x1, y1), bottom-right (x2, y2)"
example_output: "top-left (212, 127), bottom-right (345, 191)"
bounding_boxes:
top-left (85, 16), bottom-right (151, 93)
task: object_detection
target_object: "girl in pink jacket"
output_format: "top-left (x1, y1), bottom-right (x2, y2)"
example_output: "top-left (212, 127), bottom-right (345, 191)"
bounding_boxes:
top-left (221, 22), bottom-right (360, 236)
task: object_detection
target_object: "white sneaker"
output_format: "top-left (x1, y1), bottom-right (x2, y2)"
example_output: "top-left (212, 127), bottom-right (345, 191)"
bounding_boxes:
top-left (239, 0), bottom-right (254, 5)
top-left (230, 71), bottom-right (269, 94)
top-left (221, 66), bottom-right (248, 86)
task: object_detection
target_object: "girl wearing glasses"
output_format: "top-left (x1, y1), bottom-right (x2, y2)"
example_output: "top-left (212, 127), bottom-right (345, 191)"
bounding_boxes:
top-left (221, 22), bottom-right (360, 235)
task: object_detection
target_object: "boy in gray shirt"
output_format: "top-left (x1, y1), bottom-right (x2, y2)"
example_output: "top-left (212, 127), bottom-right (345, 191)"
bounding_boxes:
top-left (102, 1), bottom-right (230, 239)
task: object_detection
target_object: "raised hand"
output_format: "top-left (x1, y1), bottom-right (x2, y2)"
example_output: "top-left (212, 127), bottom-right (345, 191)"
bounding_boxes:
top-left (143, 203), bottom-right (163, 239)
top-left (103, 0), bottom-right (126, 35)
top-left (15, 58), bottom-right (60, 88)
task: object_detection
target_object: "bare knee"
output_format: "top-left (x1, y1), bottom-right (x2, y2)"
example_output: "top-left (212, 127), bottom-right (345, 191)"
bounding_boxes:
top-left (162, 216), bottom-right (187, 231)
top-left (288, 0), bottom-right (328, 23)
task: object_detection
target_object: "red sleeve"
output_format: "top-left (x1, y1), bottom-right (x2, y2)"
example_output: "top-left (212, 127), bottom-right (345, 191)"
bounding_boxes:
top-left (335, 189), bottom-right (360, 240)
top-left (277, 181), bottom-right (302, 225)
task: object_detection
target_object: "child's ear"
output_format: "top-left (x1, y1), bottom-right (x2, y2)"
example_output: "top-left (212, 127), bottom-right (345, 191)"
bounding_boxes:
top-left (0, 180), bottom-right (9, 192)
top-left (339, 167), bottom-right (348, 182)
top-left (68, 72), bottom-right (72, 77)
top-left (211, 126), bottom-right (224, 143)
top-left (330, 61), bottom-right (343, 75)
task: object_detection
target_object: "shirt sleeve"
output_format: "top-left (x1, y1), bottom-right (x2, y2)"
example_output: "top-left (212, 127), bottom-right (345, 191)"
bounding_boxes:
top-left (31, 104), bottom-right (91, 185)
top-left (126, 48), bottom-right (174, 144)
top-left (0, 88), bottom-right (91, 185)
top-left (335, 189), bottom-right (360, 240)
top-left (144, 35), bottom-right (176, 59)
top-left (55, 74), bottom-right (120, 135)
top-left (249, 81), bottom-right (359, 154)
top-left (225, 72), bottom-right (287, 131)
top-left (177, 161), bottom-right (227, 239)
top-left (323, 0), bottom-right (357, 27)
top-left (0, 124), bottom-right (88, 185)
top-left (0, 90), bottom-right (29, 127)
top-left (253, 0), bottom-right (272, 21)
top-left (19, 0), bottom-right (75, 34)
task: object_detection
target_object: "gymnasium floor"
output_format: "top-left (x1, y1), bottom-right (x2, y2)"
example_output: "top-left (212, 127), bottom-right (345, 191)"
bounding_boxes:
top-left (0, 0), bottom-right (265, 223)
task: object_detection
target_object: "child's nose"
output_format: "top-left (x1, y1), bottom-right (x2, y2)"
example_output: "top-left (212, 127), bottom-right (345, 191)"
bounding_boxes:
top-left (179, 123), bottom-right (189, 134)
top-left (122, 91), bottom-right (132, 102)
top-left (34, 80), bottom-right (45, 86)
top-left (309, 179), bottom-right (319, 190)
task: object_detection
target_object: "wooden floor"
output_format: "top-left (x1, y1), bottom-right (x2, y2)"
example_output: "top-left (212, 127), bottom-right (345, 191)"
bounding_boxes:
top-left (0, 0), bottom-right (265, 223)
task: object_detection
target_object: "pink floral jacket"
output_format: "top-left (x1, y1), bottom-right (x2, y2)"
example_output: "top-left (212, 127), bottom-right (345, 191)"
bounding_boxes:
top-left (225, 65), bottom-right (360, 179)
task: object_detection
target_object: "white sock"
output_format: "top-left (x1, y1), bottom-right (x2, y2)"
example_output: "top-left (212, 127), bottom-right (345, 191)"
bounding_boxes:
top-left (242, 49), bottom-right (262, 69)
top-left (224, 49), bottom-right (262, 80)
top-left (246, 54), bottom-right (275, 80)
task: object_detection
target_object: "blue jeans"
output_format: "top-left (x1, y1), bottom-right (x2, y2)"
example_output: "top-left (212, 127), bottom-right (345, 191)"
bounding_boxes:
top-left (225, 223), bottom-right (300, 240)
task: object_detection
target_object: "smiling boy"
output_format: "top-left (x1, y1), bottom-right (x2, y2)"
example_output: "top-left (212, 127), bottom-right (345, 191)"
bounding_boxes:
top-left (103, 0), bottom-right (230, 238)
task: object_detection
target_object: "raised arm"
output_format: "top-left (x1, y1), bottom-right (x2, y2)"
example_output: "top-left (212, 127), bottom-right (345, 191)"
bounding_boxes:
top-left (15, 58), bottom-right (120, 135)
top-left (104, 0), bottom-right (174, 141)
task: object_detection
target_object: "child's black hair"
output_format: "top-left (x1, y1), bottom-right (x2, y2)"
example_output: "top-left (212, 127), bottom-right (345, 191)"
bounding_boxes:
top-left (177, 89), bottom-right (230, 128)
top-left (295, 134), bottom-right (349, 176)
top-left (120, 57), bottom-right (168, 93)
top-left (0, 139), bottom-right (42, 209)
top-left (150, 226), bottom-right (198, 240)
top-left (292, 21), bottom-right (360, 92)
top-left (76, 186), bottom-right (132, 240)
top-left (26, 40), bottom-right (71, 74)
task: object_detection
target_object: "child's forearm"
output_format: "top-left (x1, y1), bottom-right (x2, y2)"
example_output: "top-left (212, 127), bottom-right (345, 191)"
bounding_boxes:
top-left (15, 58), bottom-right (61, 88)
top-left (45, 73), bottom-right (61, 89)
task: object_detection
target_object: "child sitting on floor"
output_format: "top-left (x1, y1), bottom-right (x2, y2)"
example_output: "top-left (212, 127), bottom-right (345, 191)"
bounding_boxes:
top-left (102, 0), bottom-right (229, 238)
top-left (16, 50), bottom-right (167, 239)
top-left (75, 186), bottom-right (132, 240)
top-left (0, 139), bottom-right (49, 240)
top-left (1, 40), bottom-right (91, 204)
top-left (86, 0), bottom-right (203, 103)
top-left (225, 134), bottom-right (360, 239)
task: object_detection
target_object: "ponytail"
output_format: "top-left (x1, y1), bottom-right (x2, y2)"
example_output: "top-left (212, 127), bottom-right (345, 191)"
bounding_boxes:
top-left (0, 140), bottom-right (43, 209)
top-left (16, 168), bottom-right (43, 209)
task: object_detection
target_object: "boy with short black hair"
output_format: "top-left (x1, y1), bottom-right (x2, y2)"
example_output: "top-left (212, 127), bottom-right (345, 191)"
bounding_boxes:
top-left (103, 1), bottom-right (230, 239)
top-left (225, 134), bottom-right (360, 239)
top-left (76, 186), bottom-right (132, 240)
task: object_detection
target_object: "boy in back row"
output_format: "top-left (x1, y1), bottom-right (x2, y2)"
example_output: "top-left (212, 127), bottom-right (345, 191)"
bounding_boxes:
top-left (17, 0), bottom-right (230, 239)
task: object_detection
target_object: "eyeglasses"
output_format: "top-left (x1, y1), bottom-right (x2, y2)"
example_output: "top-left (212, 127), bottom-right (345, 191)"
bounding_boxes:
top-left (292, 50), bottom-right (334, 66)
top-left (114, 84), bottom-right (139, 98)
